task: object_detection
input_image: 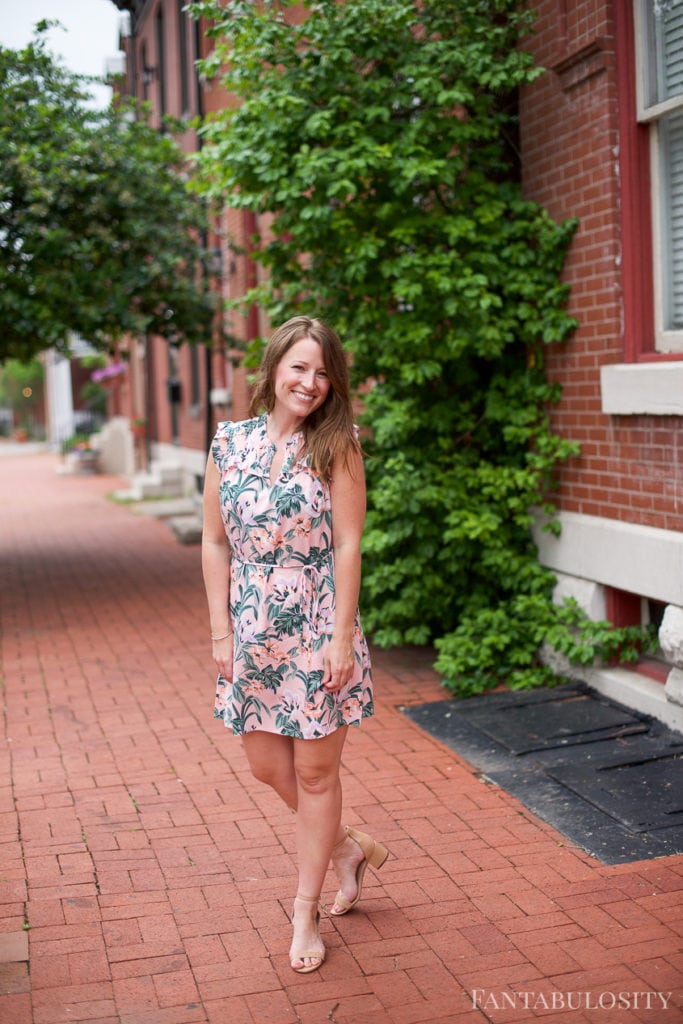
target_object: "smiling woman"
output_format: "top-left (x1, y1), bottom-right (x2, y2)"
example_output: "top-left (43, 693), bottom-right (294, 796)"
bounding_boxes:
top-left (269, 337), bottom-right (331, 477)
top-left (274, 337), bottom-right (330, 409)
top-left (200, 314), bottom-right (389, 974)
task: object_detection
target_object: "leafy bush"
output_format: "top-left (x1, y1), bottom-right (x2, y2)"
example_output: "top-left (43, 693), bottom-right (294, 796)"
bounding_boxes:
top-left (0, 28), bottom-right (215, 361)
top-left (192, 0), bottom-right (654, 693)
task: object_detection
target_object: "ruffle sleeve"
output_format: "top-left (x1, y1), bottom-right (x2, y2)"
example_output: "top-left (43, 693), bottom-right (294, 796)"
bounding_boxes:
top-left (211, 421), bottom-right (234, 473)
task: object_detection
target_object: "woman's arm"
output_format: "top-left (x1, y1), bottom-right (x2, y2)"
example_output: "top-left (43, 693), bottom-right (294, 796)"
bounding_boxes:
top-left (323, 446), bottom-right (366, 692)
top-left (202, 454), bottom-right (234, 681)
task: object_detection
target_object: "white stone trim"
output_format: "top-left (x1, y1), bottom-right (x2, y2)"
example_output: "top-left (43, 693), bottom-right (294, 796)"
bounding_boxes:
top-left (552, 573), bottom-right (606, 621)
top-left (600, 361), bottom-right (683, 415)
top-left (533, 510), bottom-right (683, 606)
top-left (583, 665), bottom-right (683, 734)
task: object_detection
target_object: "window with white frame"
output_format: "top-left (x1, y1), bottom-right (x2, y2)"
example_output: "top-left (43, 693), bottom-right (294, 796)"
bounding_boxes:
top-left (636, 0), bottom-right (683, 353)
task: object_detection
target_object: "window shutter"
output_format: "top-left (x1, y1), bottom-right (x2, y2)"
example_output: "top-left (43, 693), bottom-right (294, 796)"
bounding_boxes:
top-left (661, 110), bottom-right (683, 328)
top-left (653, 3), bottom-right (683, 103)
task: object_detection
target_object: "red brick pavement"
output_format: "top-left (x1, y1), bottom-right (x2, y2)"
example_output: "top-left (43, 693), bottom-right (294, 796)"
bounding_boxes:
top-left (0, 448), bottom-right (681, 1024)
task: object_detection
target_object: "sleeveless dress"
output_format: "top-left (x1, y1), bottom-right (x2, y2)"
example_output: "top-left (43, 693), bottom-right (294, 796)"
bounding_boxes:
top-left (211, 415), bottom-right (374, 739)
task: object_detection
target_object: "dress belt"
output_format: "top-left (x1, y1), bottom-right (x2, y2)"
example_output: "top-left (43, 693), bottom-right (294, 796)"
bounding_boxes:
top-left (231, 557), bottom-right (327, 633)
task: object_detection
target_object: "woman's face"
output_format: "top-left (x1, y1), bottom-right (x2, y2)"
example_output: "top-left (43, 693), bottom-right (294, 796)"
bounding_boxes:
top-left (273, 336), bottom-right (331, 422)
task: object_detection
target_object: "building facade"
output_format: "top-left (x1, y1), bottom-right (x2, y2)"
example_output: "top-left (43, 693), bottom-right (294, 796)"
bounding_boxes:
top-left (106, 0), bottom-right (683, 728)
top-left (107, 0), bottom-right (254, 487)
top-left (521, 0), bottom-right (683, 728)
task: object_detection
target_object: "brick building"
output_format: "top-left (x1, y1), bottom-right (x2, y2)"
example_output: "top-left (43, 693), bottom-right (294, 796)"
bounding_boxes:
top-left (107, 0), bottom-right (255, 489)
top-left (520, 1), bottom-right (683, 730)
top-left (106, 0), bottom-right (683, 730)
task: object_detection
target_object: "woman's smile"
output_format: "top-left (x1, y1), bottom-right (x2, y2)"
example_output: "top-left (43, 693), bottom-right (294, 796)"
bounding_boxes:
top-left (273, 336), bottom-right (331, 421)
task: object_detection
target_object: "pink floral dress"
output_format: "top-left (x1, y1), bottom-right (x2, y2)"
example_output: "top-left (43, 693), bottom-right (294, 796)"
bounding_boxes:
top-left (211, 416), bottom-right (374, 738)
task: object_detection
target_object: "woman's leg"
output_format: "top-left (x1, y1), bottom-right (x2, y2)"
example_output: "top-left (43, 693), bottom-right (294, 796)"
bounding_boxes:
top-left (241, 729), bottom-right (348, 843)
top-left (241, 727), bottom-right (355, 967)
top-left (289, 726), bottom-right (349, 970)
top-left (293, 726), bottom-right (348, 896)
top-left (241, 731), bottom-right (298, 809)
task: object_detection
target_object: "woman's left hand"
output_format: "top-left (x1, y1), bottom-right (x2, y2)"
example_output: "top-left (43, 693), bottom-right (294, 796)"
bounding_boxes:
top-left (322, 634), bottom-right (354, 693)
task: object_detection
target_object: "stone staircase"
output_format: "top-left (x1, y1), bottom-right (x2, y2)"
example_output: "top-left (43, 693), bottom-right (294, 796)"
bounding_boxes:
top-left (114, 460), bottom-right (185, 502)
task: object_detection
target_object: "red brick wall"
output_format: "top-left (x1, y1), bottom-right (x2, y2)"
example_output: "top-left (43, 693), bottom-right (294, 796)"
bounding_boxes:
top-left (520, 0), bottom-right (683, 531)
top-left (118, 1), bottom-right (253, 445)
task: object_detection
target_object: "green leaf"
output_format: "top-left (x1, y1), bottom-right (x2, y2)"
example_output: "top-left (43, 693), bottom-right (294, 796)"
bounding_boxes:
top-left (0, 33), bottom-right (215, 360)
top-left (189, 0), bottom-right (652, 695)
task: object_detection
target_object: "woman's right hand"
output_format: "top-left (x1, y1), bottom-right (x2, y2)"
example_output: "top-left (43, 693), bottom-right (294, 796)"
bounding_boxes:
top-left (212, 634), bottom-right (234, 682)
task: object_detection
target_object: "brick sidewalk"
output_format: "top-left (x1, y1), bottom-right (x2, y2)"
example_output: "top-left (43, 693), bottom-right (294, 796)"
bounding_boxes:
top-left (0, 450), bottom-right (681, 1024)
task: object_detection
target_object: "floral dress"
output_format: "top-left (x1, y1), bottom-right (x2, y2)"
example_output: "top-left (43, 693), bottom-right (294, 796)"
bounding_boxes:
top-left (211, 415), bottom-right (374, 739)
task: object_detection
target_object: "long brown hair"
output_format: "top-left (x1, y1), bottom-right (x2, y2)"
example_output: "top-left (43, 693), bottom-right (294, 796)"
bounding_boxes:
top-left (249, 316), bottom-right (360, 480)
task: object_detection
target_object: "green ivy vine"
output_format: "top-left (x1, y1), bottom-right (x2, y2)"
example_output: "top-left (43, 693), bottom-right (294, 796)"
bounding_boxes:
top-left (192, 0), bottom-right (656, 695)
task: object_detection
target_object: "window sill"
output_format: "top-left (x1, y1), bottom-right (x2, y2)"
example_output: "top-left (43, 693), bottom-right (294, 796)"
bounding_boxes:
top-left (600, 361), bottom-right (683, 415)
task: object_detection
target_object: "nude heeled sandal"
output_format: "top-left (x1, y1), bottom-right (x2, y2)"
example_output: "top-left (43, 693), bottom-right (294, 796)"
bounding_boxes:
top-left (290, 894), bottom-right (326, 974)
top-left (329, 826), bottom-right (390, 917)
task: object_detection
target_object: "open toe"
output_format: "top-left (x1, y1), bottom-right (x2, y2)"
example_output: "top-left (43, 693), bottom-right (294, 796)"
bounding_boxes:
top-left (290, 894), bottom-right (325, 974)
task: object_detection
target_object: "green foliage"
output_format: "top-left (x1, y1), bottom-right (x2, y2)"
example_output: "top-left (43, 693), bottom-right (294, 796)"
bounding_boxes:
top-left (60, 432), bottom-right (94, 454)
top-left (434, 595), bottom-right (658, 697)
top-left (0, 357), bottom-right (44, 431)
top-left (192, 0), bottom-right (651, 694)
top-left (0, 30), bottom-right (215, 361)
top-left (0, 357), bottom-right (43, 403)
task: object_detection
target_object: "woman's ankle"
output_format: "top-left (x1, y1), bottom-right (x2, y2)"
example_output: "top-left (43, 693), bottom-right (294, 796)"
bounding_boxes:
top-left (331, 825), bottom-right (349, 853)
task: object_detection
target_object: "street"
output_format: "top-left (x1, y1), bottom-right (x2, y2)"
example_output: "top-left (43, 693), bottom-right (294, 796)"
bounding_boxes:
top-left (1, 449), bottom-right (681, 1023)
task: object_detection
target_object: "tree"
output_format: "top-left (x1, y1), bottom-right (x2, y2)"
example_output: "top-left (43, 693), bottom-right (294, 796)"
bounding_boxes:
top-left (0, 358), bottom-right (44, 436)
top-left (192, 0), bottom-right (653, 693)
top-left (0, 26), bottom-right (215, 362)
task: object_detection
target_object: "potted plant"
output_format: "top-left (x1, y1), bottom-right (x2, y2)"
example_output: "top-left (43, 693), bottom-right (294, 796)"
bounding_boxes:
top-left (131, 417), bottom-right (147, 439)
top-left (61, 433), bottom-right (100, 474)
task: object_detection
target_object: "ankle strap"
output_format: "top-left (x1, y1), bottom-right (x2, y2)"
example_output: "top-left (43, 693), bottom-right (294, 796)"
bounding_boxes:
top-left (331, 826), bottom-right (349, 851)
top-left (295, 893), bottom-right (319, 903)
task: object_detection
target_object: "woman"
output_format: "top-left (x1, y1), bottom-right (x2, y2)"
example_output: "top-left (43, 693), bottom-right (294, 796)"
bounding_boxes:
top-left (202, 315), bottom-right (389, 974)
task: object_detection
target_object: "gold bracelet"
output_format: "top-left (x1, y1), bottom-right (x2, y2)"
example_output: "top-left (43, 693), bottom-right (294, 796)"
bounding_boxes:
top-left (211, 630), bottom-right (233, 641)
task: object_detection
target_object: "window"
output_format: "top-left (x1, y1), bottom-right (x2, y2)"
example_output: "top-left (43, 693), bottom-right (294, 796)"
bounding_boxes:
top-left (140, 40), bottom-right (150, 102)
top-left (178, 0), bottom-right (191, 118)
top-left (636, 0), bottom-right (683, 352)
top-left (156, 5), bottom-right (167, 119)
top-left (601, 3), bottom-right (683, 413)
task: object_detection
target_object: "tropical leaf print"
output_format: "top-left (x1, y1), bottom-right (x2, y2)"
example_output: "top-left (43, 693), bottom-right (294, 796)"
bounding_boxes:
top-left (273, 483), bottom-right (306, 518)
top-left (210, 416), bottom-right (373, 737)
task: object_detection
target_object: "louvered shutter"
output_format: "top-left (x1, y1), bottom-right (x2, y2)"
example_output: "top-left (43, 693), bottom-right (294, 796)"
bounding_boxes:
top-left (660, 110), bottom-right (683, 328)
top-left (646, 2), bottom-right (683, 332)
top-left (652, 2), bottom-right (683, 103)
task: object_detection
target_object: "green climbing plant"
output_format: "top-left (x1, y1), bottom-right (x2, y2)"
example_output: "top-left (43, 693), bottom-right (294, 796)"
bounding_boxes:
top-left (191, 0), bottom-right (655, 694)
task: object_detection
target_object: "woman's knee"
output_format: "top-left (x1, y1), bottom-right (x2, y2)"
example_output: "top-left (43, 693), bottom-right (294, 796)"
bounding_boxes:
top-left (243, 734), bottom-right (294, 789)
top-left (294, 758), bottom-right (341, 795)
top-left (293, 730), bottom-right (346, 794)
top-left (249, 759), bottom-right (278, 786)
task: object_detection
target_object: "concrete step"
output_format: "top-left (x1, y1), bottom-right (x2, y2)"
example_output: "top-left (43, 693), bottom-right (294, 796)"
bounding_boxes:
top-left (117, 462), bottom-right (186, 501)
top-left (167, 514), bottom-right (203, 545)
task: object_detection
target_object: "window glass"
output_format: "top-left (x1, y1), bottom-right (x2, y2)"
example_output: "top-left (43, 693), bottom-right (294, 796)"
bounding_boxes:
top-left (638, 1), bottom-right (683, 348)
top-left (660, 109), bottom-right (683, 329)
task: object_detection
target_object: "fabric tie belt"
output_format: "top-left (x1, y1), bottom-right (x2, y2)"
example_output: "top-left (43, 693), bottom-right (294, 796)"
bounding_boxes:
top-left (232, 556), bottom-right (328, 634)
